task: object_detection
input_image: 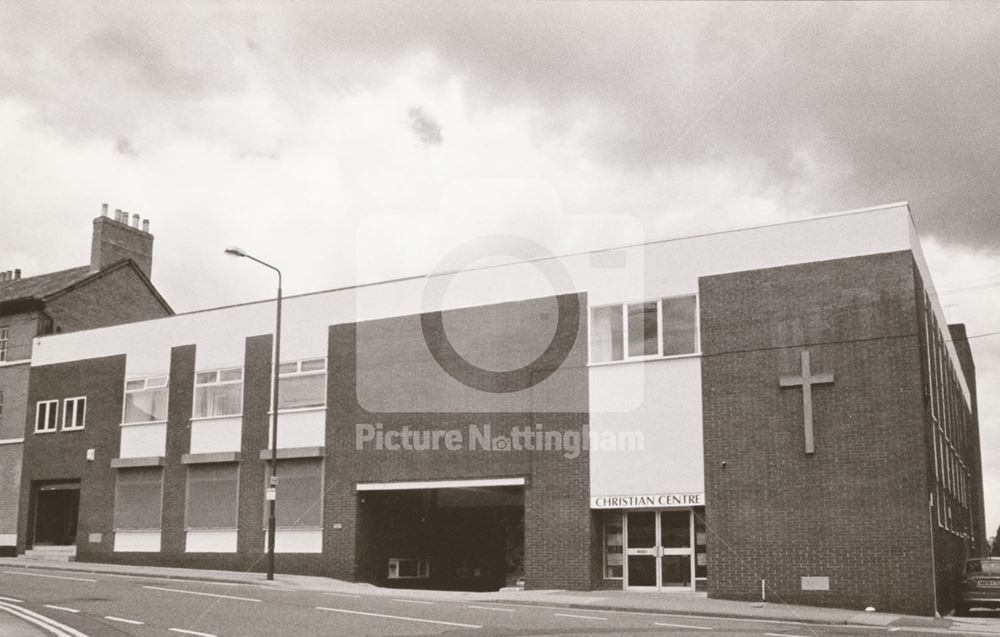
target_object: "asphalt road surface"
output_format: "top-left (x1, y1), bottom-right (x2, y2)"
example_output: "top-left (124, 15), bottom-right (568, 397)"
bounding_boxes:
top-left (0, 567), bottom-right (975, 637)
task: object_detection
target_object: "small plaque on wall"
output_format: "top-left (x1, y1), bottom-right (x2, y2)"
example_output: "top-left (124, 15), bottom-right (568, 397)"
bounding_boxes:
top-left (88, 533), bottom-right (102, 543)
top-left (801, 576), bottom-right (829, 591)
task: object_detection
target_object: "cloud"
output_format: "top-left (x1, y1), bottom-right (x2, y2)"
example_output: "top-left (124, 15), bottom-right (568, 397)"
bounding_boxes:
top-left (408, 106), bottom-right (443, 145)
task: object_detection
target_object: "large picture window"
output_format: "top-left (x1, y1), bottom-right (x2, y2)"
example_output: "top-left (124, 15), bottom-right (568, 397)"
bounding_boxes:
top-left (590, 295), bottom-right (698, 363)
top-left (193, 368), bottom-right (243, 418)
top-left (264, 458), bottom-right (324, 529)
top-left (277, 358), bottom-right (326, 410)
top-left (124, 376), bottom-right (169, 423)
top-left (186, 463), bottom-right (239, 529)
top-left (114, 467), bottom-right (163, 530)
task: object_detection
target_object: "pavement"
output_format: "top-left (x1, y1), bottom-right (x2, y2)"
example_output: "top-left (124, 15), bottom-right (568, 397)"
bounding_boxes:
top-left (0, 556), bottom-right (993, 634)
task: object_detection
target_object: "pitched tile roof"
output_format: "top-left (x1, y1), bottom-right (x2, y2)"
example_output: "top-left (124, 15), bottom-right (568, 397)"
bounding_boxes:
top-left (0, 265), bottom-right (95, 304)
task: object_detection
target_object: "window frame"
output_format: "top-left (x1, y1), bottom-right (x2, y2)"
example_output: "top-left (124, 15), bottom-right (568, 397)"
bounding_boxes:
top-left (184, 463), bottom-right (241, 530)
top-left (61, 396), bottom-right (87, 431)
top-left (34, 399), bottom-right (59, 433)
top-left (262, 457), bottom-right (325, 530)
top-left (274, 357), bottom-right (328, 412)
top-left (122, 376), bottom-right (170, 425)
top-left (0, 326), bottom-right (8, 362)
top-left (191, 367), bottom-right (244, 419)
top-left (588, 294), bottom-right (700, 365)
top-left (113, 467), bottom-right (165, 531)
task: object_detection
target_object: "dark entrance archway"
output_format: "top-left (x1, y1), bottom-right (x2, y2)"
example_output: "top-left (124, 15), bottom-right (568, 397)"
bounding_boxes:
top-left (356, 481), bottom-right (524, 592)
top-left (31, 482), bottom-right (80, 546)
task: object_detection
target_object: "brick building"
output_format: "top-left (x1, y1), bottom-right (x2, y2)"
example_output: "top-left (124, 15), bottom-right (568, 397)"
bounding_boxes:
top-left (0, 205), bottom-right (172, 557)
top-left (16, 203), bottom-right (986, 615)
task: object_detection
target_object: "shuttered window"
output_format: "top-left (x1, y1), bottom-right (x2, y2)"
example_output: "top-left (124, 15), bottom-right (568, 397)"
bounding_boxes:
top-left (264, 459), bottom-right (323, 529)
top-left (186, 464), bottom-right (239, 529)
top-left (114, 467), bottom-right (163, 530)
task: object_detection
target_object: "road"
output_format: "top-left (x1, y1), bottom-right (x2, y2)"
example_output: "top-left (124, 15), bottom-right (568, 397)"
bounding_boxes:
top-left (0, 566), bottom-right (985, 637)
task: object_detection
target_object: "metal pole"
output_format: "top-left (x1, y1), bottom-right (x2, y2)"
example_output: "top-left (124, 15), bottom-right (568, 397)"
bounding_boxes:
top-left (267, 273), bottom-right (281, 580)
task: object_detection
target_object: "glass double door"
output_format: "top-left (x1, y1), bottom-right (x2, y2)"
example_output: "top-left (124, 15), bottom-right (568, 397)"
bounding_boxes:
top-left (625, 510), bottom-right (693, 590)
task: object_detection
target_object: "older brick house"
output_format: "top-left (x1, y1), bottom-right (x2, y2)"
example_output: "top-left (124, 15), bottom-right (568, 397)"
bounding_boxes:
top-left (0, 206), bottom-right (172, 557)
top-left (17, 203), bottom-right (985, 615)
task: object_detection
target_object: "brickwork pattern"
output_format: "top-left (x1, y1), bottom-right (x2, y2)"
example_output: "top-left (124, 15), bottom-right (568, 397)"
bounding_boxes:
top-left (700, 251), bottom-right (937, 615)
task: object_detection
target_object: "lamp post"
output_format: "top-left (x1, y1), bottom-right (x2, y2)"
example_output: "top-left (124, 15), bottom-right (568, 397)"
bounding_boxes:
top-left (225, 246), bottom-right (281, 581)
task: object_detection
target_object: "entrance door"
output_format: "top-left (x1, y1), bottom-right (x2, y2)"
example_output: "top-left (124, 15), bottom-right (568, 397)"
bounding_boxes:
top-left (624, 509), bottom-right (694, 591)
top-left (32, 483), bottom-right (80, 546)
top-left (659, 510), bottom-right (692, 588)
top-left (625, 511), bottom-right (658, 589)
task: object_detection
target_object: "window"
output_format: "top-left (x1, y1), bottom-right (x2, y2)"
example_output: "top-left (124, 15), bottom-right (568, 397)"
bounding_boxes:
top-left (603, 511), bottom-right (624, 579)
top-left (114, 467), bottom-right (163, 530)
top-left (264, 458), bottom-right (323, 528)
top-left (62, 397), bottom-right (86, 431)
top-left (627, 302), bottom-right (658, 357)
top-left (0, 327), bottom-right (7, 362)
top-left (124, 376), bottom-right (169, 423)
top-left (186, 463), bottom-right (239, 529)
top-left (35, 400), bottom-right (58, 433)
top-left (590, 306), bottom-right (624, 363)
top-left (590, 294), bottom-right (698, 363)
top-left (662, 296), bottom-right (698, 356)
top-left (0, 391), bottom-right (3, 428)
top-left (277, 358), bottom-right (326, 410)
top-left (388, 558), bottom-right (429, 580)
top-left (193, 368), bottom-right (243, 418)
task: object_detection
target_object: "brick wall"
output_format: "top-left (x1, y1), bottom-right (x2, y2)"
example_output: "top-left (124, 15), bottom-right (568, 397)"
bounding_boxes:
top-left (327, 293), bottom-right (595, 590)
top-left (700, 251), bottom-right (937, 615)
top-left (18, 354), bottom-right (126, 554)
top-left (45, 265), bottom-right (170, 334)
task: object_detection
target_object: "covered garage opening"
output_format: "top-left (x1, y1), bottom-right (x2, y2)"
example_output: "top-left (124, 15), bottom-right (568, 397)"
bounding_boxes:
top-left (356, 477), bottom-right (524, 592)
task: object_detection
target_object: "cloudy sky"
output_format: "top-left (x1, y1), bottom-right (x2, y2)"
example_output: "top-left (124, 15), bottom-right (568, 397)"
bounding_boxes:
top-left (1, 2), bottom-right (999, 535)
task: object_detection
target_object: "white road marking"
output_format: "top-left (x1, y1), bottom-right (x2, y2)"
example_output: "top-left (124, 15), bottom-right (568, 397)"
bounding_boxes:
top-left (143, 585), bottom-right (261, 602)
top-left (322, 591), bottom-right (361, 598)
top-left (316, 606), bottom-right (482, 629)
top-left (478, 602), bottom-right (835, 627)
top-left (392, 598), bottom-right (434, 605)
top-left (43, 604), bottom-right (80, 613)
top-left (467, 605), bottom-right (515, 612)
top-left (766, 633), bottom-right (810, 637)
top-left (0, 601), bottom-right (90, 637)
top-left (169, 629), bottom-right (218, 637)
top-left (105, 615), bottom-right (145, 625)
top-left (0, 595), bottom-right (24, 602)
top-left (3, 570), bottom-right (97, 582)
top-left (655, 622), bottom-right (713, 630)
top-left (554, 612), bottom-right (608, 621)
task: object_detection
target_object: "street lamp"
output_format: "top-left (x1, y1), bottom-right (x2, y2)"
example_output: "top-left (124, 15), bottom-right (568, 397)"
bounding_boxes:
top-left (225, 246), bottom-right (281, 581)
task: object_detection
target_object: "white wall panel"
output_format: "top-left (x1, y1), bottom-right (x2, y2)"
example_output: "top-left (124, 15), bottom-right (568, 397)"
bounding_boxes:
top-left (119, 423), bottom-right (167, 458)
top-left (185, 530), bottom-right (237, 553)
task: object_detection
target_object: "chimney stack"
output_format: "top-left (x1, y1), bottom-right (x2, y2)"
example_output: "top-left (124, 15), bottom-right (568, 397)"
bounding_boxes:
top-left (14, 269), bottom-right (21, 280)
top-left (92, 204), bottom-right (155, 278)
top-left (101, 203), bottom-right (109, 217)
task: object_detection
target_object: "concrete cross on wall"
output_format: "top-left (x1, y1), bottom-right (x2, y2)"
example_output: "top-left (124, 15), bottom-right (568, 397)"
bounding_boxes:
top-left (779, 350), bottom-right (834, 454)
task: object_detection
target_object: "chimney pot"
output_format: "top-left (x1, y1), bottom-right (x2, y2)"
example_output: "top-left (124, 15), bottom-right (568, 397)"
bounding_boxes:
top-left (101, 203), bottom-right (109, 216)
top-left (0, 272), bottom-right (6, 282)
top-left (132, 213), bottom-right (140, 228)
top-left (142, 219), bottom-right (150, 232)
top-left (14, 268), bottom-right (21, 280)
top-left (114, 208), bottom-right (123, 223)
